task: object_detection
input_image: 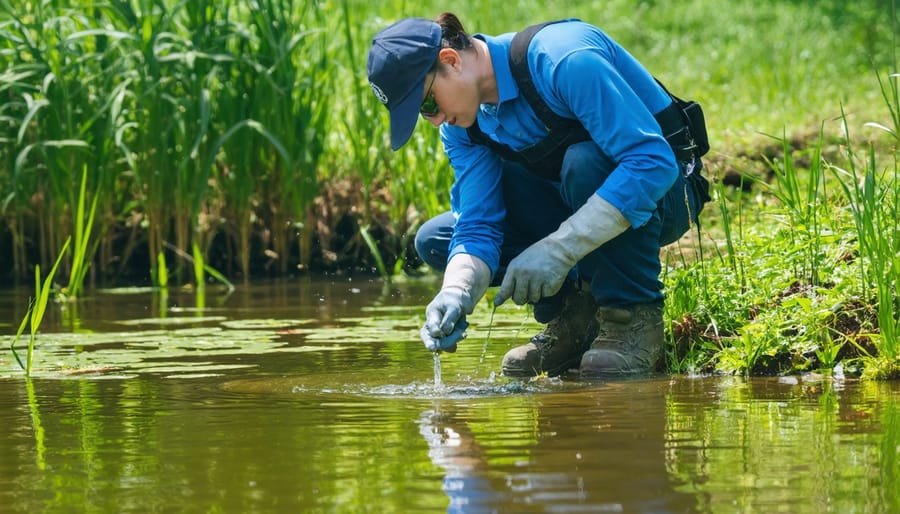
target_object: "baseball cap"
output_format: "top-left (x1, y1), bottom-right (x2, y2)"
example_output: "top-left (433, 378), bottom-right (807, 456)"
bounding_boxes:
top-left (367, 18), bottom-right (441, 150)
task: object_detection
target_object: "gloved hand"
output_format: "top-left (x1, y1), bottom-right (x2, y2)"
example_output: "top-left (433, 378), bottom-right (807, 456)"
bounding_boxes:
top-left (421, 288), bottom-right (471, 352)
top-left (494, 238), bottom-right (572, 306)
top-left (496, 194), bottom-right (630, 306)
top-left (420, 254), bottom-right (491, 353)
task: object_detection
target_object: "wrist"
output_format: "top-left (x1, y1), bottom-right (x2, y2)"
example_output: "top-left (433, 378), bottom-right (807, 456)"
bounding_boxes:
top-left (438, 285), bottom-right (475, 314)
top-left (441, 253), bottom-right (491, 312)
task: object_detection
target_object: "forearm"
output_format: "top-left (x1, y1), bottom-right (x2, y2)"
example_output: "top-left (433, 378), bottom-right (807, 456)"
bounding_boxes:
top-left (547, 193), bottom-right (630, 265)
top-left (441, 253), bottom-right (492, 313)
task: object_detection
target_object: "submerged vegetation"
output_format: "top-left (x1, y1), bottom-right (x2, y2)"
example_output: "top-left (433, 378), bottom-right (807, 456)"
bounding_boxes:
top-left (1, 0), bottom-right (899, 378)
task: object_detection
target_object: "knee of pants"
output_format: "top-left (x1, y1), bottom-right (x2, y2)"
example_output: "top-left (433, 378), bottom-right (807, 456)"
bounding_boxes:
top-left (414, 230), bottom-right (447, 272)
top-left (559, 142), bottom-right (617, 209)
top-left (414, 213), bottom-right (453, 272)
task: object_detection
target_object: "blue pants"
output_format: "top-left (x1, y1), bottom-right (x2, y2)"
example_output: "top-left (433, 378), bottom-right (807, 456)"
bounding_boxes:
top-left (415, 141), bottom-right (706, 307)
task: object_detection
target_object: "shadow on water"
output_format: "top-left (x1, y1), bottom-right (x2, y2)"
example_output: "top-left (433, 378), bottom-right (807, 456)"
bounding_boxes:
top-left (1, 278), bottom-right (900, 513)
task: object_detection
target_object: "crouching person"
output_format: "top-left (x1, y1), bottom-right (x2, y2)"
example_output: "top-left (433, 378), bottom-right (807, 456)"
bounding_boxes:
top-left (367, 13), bottom-right (710, 377)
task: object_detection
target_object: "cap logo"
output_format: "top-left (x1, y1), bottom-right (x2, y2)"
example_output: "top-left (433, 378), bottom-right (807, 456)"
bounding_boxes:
top-left (370, 82), bottom-right (388, 105)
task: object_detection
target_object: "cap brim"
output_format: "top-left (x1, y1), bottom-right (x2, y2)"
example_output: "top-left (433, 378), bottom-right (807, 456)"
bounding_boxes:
top-left (388, 76), bottom-right (426, 150)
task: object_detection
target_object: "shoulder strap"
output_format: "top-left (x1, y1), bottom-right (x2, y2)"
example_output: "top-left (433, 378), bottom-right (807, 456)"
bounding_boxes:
top-left (509, 21), bottom-right (578, 131)
top-left (509, 22), bottom-right (553, 129)
top-left (465, 20), bottom-right (593, 180)
top-left (507, 21), bottom-right (593, 171)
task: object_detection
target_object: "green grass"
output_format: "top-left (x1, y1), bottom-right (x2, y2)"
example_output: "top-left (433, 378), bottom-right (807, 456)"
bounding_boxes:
top-left (665, 68), bottom-right (899, 378)
top-left (1, 0), bottom-right (899, 377)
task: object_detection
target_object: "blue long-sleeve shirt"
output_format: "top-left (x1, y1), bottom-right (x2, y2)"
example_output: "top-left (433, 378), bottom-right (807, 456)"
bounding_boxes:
top-left (441, 19), bottom-right (678, 276)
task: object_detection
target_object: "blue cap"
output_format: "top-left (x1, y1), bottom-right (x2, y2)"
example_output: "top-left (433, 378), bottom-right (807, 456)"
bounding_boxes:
top-left (367, 18), bottom-right (441, 150)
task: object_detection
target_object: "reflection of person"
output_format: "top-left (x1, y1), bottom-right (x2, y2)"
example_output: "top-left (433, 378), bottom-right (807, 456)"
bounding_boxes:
top-left (417, 408), bottom-right (495, 513)
top-left (416, 384), bottom-right (697, 512)
top-left (367, 13), bottom-right (710, 377)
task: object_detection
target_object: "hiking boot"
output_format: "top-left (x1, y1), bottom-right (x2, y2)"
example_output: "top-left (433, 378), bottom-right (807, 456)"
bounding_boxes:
top-left (501, 290), bottom-right (598, 377)
top-left (532, 279), bottom-right (575, 323)
top-left (580, 302), bottom-right (664, 378)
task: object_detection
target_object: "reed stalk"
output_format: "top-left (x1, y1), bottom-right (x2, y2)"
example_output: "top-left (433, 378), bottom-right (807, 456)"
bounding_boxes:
top-left (211, 27), bottom-right (262, 281)
top-left (65, 164), bottom-right (100, 297)
top-left (337, 0), bottom-right (387, 267)
top-left (258, 0), bottom-right (330, 274)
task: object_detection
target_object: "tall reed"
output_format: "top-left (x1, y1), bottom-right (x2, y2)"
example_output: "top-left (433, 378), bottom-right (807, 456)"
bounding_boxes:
top-left (250, 0), bottom-right (332, 274)
top-left (1, 3), bottom-right (103, 280)
top-left (65, 164), bottom-right (99, 297)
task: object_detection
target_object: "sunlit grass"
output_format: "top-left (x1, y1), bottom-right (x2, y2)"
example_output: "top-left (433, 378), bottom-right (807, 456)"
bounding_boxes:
top-left (2, 0), bottom-right (893, 283)
top-left (666, 68), bottom-right (899, 378)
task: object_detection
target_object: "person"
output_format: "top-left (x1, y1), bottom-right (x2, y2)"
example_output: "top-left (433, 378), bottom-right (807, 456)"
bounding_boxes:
top-left (366, 13), bottom-right (709, 378)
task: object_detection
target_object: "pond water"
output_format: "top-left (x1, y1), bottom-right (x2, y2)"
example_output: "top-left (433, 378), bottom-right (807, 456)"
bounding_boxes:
top-left (1, 277), bottom-right (898, 513)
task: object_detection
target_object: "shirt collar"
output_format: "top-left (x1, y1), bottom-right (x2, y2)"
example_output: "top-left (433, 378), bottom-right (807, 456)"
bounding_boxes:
top-left (475, 33), bottom-right (519, 104)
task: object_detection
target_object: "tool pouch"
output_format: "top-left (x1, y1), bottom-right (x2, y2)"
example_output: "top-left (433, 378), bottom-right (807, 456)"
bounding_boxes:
top-left (653, 79), bottom-right (710, 161)
top-left (677, 98), bottom-right (710, 158)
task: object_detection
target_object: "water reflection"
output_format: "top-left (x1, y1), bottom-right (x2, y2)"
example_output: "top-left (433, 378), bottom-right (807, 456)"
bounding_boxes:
top-left (410, 376), bottom-right (900, 513)
top-left (2, 372), bottom-right (900, 512)
top-left (415, 381), bottom-right (698, 513)
top-left (664, 376), bottom-right (900, 513)
top-left (1, 281), bottom-right (899, 513)
top-left (418, 407), bottom-right (495, 512)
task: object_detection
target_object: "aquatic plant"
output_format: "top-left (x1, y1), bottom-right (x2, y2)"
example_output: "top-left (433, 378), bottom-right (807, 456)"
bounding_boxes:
top-left (336, 0), bottom-right (388, 273)
top-left (664, 59), bottom-right (899, 378)
top-left (10, 237), bottom-right (70, 376)
top-left (239, 0), bottom-right (332, 275)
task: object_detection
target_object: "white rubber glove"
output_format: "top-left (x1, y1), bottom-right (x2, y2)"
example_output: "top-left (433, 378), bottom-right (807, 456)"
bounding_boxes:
top-left (421, 253), bottom-right (491, 352)
top-left (495, 194), bottom-right (629, 306)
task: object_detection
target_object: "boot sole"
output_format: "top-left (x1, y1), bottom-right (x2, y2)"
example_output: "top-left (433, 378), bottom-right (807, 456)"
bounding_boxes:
top-left (501, 355), bottom-right (583, 378)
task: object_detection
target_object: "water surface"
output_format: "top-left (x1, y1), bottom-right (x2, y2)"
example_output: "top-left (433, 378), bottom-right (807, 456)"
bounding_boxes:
top-left (1, 278), bottom-right (898, 512)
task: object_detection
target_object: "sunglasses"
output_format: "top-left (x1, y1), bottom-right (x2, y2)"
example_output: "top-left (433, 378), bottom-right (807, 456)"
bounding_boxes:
top-left (420, 73), bottom-right (439, 118)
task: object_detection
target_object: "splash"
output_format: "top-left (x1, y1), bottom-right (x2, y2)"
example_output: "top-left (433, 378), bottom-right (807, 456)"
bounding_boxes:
top-left (361, 377), bottom-right (533, 398)
top-left (433, 352), bottom-right (443, 389)
top-left (224, 371), bottom-right (594, 399)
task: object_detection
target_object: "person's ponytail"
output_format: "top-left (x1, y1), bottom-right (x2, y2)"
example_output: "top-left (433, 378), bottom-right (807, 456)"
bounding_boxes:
top-left (435, 12), bottom-right (473, 50)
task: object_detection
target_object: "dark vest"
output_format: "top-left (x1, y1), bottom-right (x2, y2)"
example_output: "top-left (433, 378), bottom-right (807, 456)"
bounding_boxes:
top-left (467, 21), bottom-right (703, 181)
